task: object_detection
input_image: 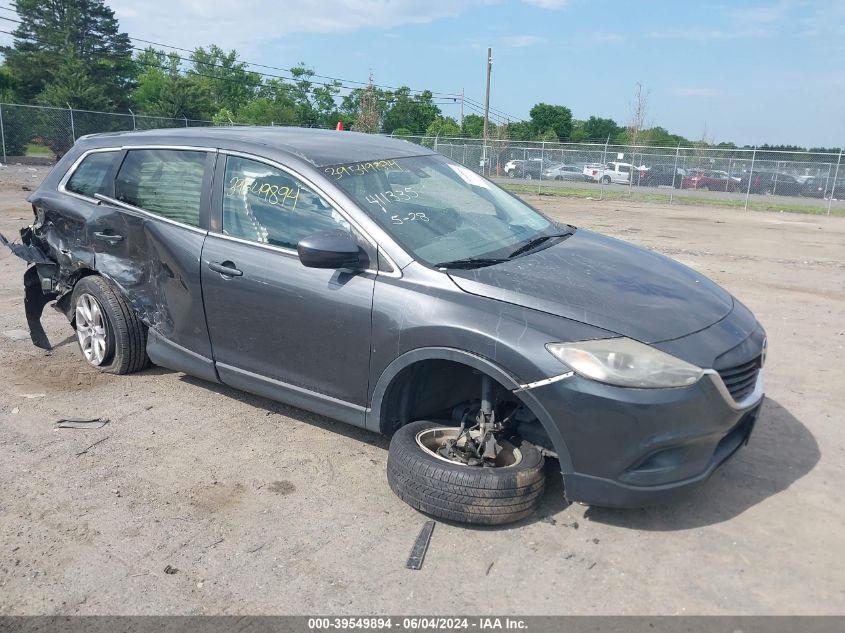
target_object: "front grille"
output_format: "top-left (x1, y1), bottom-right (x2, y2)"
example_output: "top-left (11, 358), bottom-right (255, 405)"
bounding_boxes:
top-left (717, 356), bottom-right (761, 402)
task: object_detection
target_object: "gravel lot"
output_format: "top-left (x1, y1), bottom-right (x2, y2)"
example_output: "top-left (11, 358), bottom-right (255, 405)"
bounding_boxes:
top-left (1, 163), bottom-right (843, 615)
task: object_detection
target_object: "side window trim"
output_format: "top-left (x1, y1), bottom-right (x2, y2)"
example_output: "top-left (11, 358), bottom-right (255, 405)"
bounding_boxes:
top-left (60, 145), bottom-right (217, 233)
top-left (213, 150), bottom-right (398, 276)
top-left (58, 147), bottom-right (125, 201)
top-left (114, 148), bottom-right (210, 231)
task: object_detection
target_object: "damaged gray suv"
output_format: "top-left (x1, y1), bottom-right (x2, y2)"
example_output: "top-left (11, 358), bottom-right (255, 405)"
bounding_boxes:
top-left (3, 127), bottom-right (766, 525)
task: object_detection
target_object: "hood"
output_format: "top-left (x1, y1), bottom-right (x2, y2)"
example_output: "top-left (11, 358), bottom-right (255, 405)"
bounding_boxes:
top-left (447, 229), bottom-right (733, 344)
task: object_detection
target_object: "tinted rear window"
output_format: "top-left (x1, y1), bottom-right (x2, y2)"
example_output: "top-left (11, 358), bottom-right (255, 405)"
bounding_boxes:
top-left (115, 149), bottom-right (206, 226)
top-left (66, 151), bottom-right (118, 198)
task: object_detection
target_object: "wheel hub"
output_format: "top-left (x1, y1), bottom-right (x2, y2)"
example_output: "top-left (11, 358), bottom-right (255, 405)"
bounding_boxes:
top-left (75, 293), bottom-right (107, 366)
top-left (416, 427), bottom-right (523, 468)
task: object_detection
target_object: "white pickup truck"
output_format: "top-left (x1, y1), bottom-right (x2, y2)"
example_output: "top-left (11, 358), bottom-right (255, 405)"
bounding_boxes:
top-left (583, 161), bottom-right (632, 184)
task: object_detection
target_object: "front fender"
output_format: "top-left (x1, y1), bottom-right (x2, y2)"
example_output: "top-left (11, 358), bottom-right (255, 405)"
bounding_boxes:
top-left (366, 346), bottom-right (575, 473)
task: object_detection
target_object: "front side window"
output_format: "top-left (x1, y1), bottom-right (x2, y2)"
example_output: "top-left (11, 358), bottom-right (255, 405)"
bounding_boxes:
top-left (66, 151), bottom-right (118, 198)
top-left (115, 149), bottom-right (206, 226)
top-left (222, 155), bottom-right (350, 249)
top-left (327, 155), bottom-right (555, 266)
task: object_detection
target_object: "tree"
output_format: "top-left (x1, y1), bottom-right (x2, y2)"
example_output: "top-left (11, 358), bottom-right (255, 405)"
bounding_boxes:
top-left (584, 116), bottom-right (622, 141)
top-left (503, 120), bottom-right (533, 141)
top-left (461, 114), bottom-right (485, 138)
top-left (426, 116), bottom-right (461, 138)
top-left (529, 103), bottom-right (572, 140)
top-left (351, 74), bottom-right (382, 133)
top-left (283, 64), bottom-right (344, 128)
top-left (189, 46), bottom-right (261, 116)
top-left (131, 48), bottom-right (210, 120)
top-left (1, 0), bottom-right (134, 109)
top-left (626, 82), bottom-right (649, 147)
top-left (382, 88), bottom-right (440, 134)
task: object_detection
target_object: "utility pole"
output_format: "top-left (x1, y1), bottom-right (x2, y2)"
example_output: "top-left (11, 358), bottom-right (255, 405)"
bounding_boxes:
top-left (482, 47), bottom-right (492, 173)
top-left (459, 88), bottom-right (464, 128)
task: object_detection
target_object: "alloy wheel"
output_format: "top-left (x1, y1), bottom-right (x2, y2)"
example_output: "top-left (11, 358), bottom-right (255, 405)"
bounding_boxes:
top-left (75, 293), bottom-right (108, 366)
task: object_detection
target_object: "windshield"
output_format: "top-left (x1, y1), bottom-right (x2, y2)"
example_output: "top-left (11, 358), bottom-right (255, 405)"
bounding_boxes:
top-left (326, 154), bottom-right (559, 266)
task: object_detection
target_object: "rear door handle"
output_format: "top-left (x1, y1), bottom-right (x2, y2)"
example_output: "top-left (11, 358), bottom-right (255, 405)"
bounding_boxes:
top-left (208, 260), bottom-right (243, 277)
top-left (94, 231), bottom-right (124, 244)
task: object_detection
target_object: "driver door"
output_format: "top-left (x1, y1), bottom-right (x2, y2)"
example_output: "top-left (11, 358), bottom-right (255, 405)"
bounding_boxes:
top-left (200, 153), bottom-right (377, 425)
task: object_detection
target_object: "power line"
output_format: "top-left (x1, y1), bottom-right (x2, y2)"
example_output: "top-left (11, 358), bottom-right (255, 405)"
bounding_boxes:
top-left (1, 8), bottom-right (511, 124)
top-left (0, 6), bottom-right (464, 101)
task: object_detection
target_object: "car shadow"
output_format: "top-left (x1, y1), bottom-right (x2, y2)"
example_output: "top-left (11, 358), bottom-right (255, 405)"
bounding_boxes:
top-left (177, 374), bottom-right (390, 450)
top-left (176, 373), bottom-right (568, 529)
top-left (174, 375), bottom-right (816, 532)
top-left (583, 398), bottom-right (819, 530)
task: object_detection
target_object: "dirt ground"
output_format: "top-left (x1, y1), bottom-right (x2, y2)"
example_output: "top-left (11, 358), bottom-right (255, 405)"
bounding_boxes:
top-left (1, 163), bottom-right (843, 615)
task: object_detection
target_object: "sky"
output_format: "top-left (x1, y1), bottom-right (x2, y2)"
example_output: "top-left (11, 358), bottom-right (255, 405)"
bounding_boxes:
top-left (3, 0), bottom-right (843, 147)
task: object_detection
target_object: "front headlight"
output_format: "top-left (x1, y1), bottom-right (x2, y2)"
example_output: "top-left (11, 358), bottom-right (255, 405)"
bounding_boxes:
top-left (546, 338), bottom-right (703, 388)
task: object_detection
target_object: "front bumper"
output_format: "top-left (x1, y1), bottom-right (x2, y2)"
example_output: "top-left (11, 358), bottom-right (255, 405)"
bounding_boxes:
top-left (523, 370), bottom-right (765, 508)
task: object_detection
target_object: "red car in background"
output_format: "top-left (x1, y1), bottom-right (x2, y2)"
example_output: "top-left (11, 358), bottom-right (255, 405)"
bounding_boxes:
top-left (682, 170), bottom-right (739, 192)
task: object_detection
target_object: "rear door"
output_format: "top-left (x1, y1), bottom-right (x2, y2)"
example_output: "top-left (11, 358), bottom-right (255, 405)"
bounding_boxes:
top-left (105, 147), bottom-right (215, 363)
top-left (200, 153), bottom-right (376, 419)
top-left (59, 146), bottom-right (216, 366)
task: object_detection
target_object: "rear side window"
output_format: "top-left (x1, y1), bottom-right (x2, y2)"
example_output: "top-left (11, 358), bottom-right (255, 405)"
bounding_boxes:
top-left (115, 149), bottom-right (206, 226)
top-left (66, 151), bottom-right (118, 198)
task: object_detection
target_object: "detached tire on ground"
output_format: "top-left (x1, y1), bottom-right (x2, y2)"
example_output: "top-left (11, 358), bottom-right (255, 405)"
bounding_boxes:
top-left (71, 275), bottom-right (149, 375)
top-left (387, 420), bottom-right (546, 525)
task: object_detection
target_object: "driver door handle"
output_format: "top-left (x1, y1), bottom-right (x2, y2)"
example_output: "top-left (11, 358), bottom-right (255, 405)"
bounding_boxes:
top-left (94, 231), bottom-right (124, 244)
top-left (208, 260), bottom-right (243, 277)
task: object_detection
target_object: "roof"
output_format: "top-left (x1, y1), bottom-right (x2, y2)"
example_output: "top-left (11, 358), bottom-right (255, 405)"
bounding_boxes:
top-left (82, 126), bottom-right (435, 167)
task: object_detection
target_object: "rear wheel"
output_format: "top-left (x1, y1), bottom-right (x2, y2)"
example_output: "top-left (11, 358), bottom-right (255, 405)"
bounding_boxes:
top-left (71, 276), bottom-right (149, 374)
top-left (601, 175), bottom-right (611, 184)
top-left (387, 421), bottom-right (546, 525)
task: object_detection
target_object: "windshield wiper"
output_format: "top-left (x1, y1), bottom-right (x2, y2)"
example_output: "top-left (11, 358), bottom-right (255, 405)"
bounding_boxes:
top-left (507, 231), bottom-right (573, 259)
top-left (434, 257), bottom-right (510, 270)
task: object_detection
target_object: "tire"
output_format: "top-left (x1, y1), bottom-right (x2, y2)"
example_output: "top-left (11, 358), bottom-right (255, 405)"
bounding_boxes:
top-left (601, 175), bottom-right (611, 184)
top-left (71, 276), bottom-right (149, 375)
top-left (387, 421), bottom-right (546, 525)
top-left (525, 173), bottom-right (533, 180)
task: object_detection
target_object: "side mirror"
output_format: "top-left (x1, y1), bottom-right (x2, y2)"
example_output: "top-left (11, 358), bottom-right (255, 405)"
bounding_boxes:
top-left (297, 230), bottom-right (364, 270)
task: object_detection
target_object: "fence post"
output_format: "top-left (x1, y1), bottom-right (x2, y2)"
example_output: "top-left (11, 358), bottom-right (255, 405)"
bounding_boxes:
top-left (744, 146), bottom-right (757, 211)
top-left (67, 103), bottom-right (76, 141)
top-left (670, 143), bottom-right (680, 205)
top-left (599, 136), bottom-right (609, 200)
top-left (184, 116), bottom-right (188, 128)
top-left (128, 108), bottom-right (136, 130)
top-left (463, 144), bottom-right (467, 166)
top-left (828, 149), bottom-right (842, 217)
top-left (0, 104), bottom-right (6, 164)
top-left (539, 140), bottom-right (545, 194)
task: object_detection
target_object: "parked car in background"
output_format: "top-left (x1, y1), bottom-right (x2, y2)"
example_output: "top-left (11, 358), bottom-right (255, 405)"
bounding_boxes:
top-left (682, 170), bottom-right (739, 192)
top-left (543, 163), bottom-right (587, 181)
top-left (2, 127), bottom-right (767, 525)
top-left (511, 158), bottom-right (554, 179)
top-left (740, 171), bottom-right (802, 196)
top-left (504, 159), bottom-right (524, 177)
top-left (638, 164), bottom-right (684, 188)
top-left (801, 177), bottom-right (845, 199)
top-left (583, 161), bottom-right (632, 184)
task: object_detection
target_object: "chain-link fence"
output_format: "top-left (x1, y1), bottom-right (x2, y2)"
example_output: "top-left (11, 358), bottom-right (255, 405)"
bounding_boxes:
top-left (0, 102), bottom-right (216, 161)
top-left (414, 136), bottom-right (844, 216)
top-left (1, 102), bottom-right (842, 216)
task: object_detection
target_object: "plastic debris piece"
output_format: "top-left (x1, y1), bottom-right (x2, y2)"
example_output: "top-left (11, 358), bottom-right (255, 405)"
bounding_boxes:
top-left (406, 520), bottom-right (435, 570)
top-left (57, 417), bottom-right (110, 429)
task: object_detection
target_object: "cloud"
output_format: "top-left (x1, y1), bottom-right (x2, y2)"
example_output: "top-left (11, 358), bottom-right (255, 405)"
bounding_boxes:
top-left (109, 0), bottom-right (495, 54)
top-left (502, 35), bottom-right (547, 47)
top-left (592, 31), bottom-right (624, 44)
top-left (671, 87), bottom-right (724, 98)
top-left (521, 0), bottom-right (569, 8)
